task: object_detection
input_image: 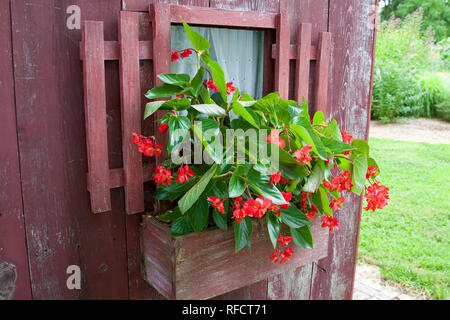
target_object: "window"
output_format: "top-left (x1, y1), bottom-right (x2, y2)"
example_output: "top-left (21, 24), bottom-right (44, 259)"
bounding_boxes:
top-left (171, 25), bottom-right (265, 99)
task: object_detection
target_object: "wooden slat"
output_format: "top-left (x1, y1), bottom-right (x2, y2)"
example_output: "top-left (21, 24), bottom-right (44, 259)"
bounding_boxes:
top-left (80, 41), bottom-right (152, 61)
top-left (313, 32), bottom-right (332, 115)
top-left (271, 44), bottom-right (317, 60)
top-left (119, 11), bottom-right (145, 215)
top-left (170, 4), bottom-right (277, 29)
top-left (150, 3), bottom-right (171, 162)
top-left (274, 0), bottom-right (290, 99)
top-left (295, 23), bottom-right (312, 103)
top-left (82, 21), bottom-right (111, 213)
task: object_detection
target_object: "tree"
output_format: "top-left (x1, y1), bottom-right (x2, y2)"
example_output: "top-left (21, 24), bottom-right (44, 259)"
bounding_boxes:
top-left (380, 0), bottom-right (450, 41)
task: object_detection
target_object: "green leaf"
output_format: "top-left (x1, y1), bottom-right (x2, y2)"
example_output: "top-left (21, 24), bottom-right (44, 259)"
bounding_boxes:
top-left (246, 168), bottom-right (287, 205)
top-left (321, 137), bottom-right (356, 154)
top-left (292, 118), bottom-right (328, 160)
top-left (313, 111), bottom-right (325, 124)
top-left (168, 116), bottom-right (190, 153)
top-left (302, 162), bottom-right (324, 193)
top-left (179, 164), bottom-right (218, 214)
top-left (157, 73), bottom-right (190, 85)
top-left (232, 101), bottom-right (259, 128)
top-left (145, 83), bottom-right (184, 100)
top-left (229, 165), bottom-right (246, 198)
top-left (213, 210), bottom-right (228, 231)
top-left (351, 152), bottom-right (368, 195)
top-left (187, 197), bottom-right (209, 233)
top-left (191, 66), bottom-right (205, 97)
top-left (352, 139), bottom-right (370, 155)
top-left (144, 101), bottom-right (166, 119)
top-left (290, 225), bottom-right (313, 249)
top-left (153, 178), bottom-right (197, 201)
top-left (252, 92), bottom-right (280, 113)
top-left (267, 213), bottom-right (280, 249)
top-left (193, 118), bottom-right (222, 164)
top-left (327, 119), bottom-right (342, 141)
top-left (181, 18), bottom-right (210, 51)
top-left (319, 186), bottom-right (332, 215)
top-left (156, 207), bottom-right (181, 223)
top-left (279, 205), bottom-right (310, 229)
top-left (301, 97), bottom-right (310, 122)
top-left (191, 104), bottom-right (226, 117)
top-left (234, 216), bottom-right (253, 253)
top-left (290, 124), bottom-right (317, 151)
top-left (207, 60), bottom-right (227, 102)
top-left (171, 214), bottom-right (193, 237)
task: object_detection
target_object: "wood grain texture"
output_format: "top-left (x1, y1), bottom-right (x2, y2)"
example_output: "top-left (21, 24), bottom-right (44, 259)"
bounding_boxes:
top-left (82, 21), bottom-right (112, 213)
top-left (310, 0), bottom-right (377, 300)
top-left (80, 40), bottom-right (153, 60)
top-left (142, 217), bottom-right (328, 300)
top-left (0, 0), bottom-right (32, 300)
top-left (313, 32), bottom-right (331, 114)
top-left (273, 0), bottom-right (290, 99)
top-left (119, 11), bottom-right (145, 214)
top-left (11, 0), bottom-right (129, 299)
top-left (295, 23), bottom-right (312, 103)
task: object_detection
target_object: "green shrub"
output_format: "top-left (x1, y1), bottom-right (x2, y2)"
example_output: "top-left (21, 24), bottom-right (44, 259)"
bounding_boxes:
top-left (372, 9), bottom-right (445, 122)
top-left (418, 71), bottom-right (450, 119)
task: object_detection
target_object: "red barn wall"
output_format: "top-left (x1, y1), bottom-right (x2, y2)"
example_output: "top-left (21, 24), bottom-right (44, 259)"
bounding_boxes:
top-left (0, 0), bottom-right (377, 299)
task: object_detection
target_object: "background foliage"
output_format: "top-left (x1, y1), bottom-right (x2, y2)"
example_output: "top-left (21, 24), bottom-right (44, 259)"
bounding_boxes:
top-left (372, 7), bottom-right (450, 122)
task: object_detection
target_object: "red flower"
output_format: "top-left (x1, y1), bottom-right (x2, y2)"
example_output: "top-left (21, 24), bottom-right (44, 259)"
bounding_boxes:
top-left (366, 165), bottom-right (379, 179)
top-left (323, 171), bottom-right (353, 192)
top-left (281, 176), bottom-right (290, 184)
top-left (243, 196), bottom-right (272, 218)
top-left (226, 82), bottom-right (236, 95)
top-left (171, 51), bottom-right (179, 62)
top-left (158, 123), bottom-right (168, 133)
top-left (176, 93), bottom-right (185, 99)
top-left (232, 209), bottom-right (246, 224)
top-left (153, 166), bottom-right (172, 186)
top-left (330, 196), bottom-right (346, 211)
top-left (267, 129), bottom-right (286, 149)
top-left (154, 143), bottom-right (162, 157)
top-left (364, 181), bottom-right (389, 211)
top-left (175, 164), bottom-right (194, 184)
top-left (277, 235), bottom-right (293, 246)
top-left (208, 196), bottom-right (225, 214)
top-left (142, 141), bottom-right (155, 157)
top-left (269, 250), bottom-right (280, 263)
top-left (232, 196), bottom-right (244, 210)
top-left (321, 215), bottom-right (340, 232)
top-left (306, 204), bottom-right (318, 221)
top-left (325, 156), bottom-right (330, 164)
top-left (180, 49), bottom-right (192, 58)
top-left (294, 145), bottom-right (313, 166)
top-left (132, 132), bottom-right (143, 145)
top-left (280, 192), bottom-right (292, 210)
top-left (279, 247), bottom-right (293, 264)
top-left (205, 79), bottom-right (218, 91)
top-left (269, 204), bottom-right (281, 217)
top-left (270, 170), bottom-right (283, 185)
top-left (341, 130), bottom-right (354, 155)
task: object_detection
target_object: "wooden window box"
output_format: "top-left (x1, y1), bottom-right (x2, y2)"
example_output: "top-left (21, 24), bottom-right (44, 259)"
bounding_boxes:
top-left (141, 215), bottom-right (329, 300)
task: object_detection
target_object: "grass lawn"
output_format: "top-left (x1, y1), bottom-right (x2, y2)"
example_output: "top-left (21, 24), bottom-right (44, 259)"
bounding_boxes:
top-left (358, 137), bottom-right (450, 299)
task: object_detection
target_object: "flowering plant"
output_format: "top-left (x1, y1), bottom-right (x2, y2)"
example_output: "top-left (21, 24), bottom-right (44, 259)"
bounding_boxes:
top-left (134, 21), bottom-right (389, 263)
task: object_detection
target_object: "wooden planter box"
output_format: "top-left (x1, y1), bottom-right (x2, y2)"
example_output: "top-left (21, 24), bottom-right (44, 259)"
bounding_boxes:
top-left (141, 215), bottom-right (329, 300)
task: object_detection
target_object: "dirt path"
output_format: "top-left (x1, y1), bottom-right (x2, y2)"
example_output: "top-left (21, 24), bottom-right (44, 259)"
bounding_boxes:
top-left (369, 118), bottom-right (450, 144)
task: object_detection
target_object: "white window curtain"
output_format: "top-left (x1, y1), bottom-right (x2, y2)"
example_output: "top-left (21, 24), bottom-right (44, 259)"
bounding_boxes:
top-left (171, 25), bottom-right (265, 99)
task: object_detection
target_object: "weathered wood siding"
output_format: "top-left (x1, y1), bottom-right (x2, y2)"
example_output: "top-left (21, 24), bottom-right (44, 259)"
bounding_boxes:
top-left (0, 0), bottom-right (377, 299)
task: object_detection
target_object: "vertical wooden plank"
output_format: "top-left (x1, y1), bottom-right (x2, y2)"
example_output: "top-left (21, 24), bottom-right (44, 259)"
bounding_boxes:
top-left (295, 23), bottom-right (312, 103)
top-left (119, 11), bottom-right (145, 215)
top-left (313, 32), bottom-right (331, 115)
top-left (82, 21), bottom-right (112, 213)
top-left (310, 0), bottom-right (378, 300)
top-left (150, 3), bottom-right (171, 162)
top-left (11, 0), bottom-right (129, 299)
top-left (0, 0), bottom-right (32, 300)
top-left (274, 0), bottom-right (290, 99)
